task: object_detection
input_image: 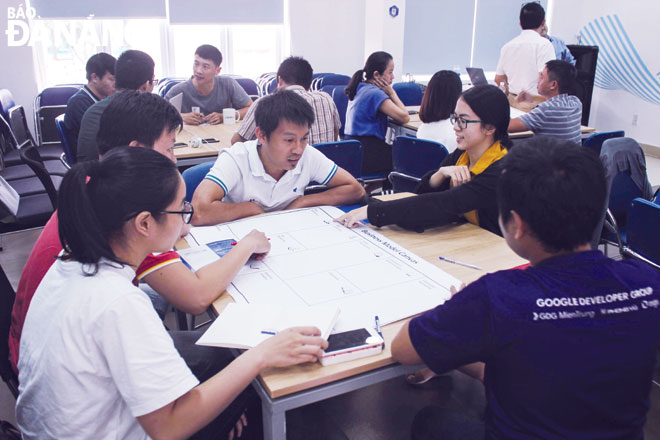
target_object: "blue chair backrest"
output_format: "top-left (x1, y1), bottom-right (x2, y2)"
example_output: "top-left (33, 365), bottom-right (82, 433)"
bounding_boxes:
top-left (609, 171), bottom-right (642, 228)
top-left (392, 136), bottom-right (448, 178)
top-left (330, 87), bottom-right (348, 138)
top-left (0, 89), bottom-right (16, 121)
top-left (314, 74), bottom-right (350, 91)
top-left (257, 72), bottom-right (277, 96)
top-left (235, 78), bottom-right (259, 96)
top-left (626, 198), bottom-right (660, 266)
top-left (312, 140), bottom-right (363, 179)
top-left (392, 82), bottom-right (423, 106)
top-left (267, 77), bottom-right (278, 94)
top-left (37, 85), bottom-right (81, 107)
top-left (182, 161), bottom-right (214, 202)
top-left (54, 113), bottom-right (75, 164)
top-left (159, 79), bottom-right (184, 98)
top-left (583, 130), bottom-right (624, 155)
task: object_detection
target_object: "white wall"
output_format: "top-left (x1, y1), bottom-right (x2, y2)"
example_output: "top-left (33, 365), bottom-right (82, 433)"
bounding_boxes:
top-left (550, 0), bottom-right (660, 147)
top-left (364, 0), bottom-right (406, 80)
top-left (0, 5), bottom-right (39, 133)
top-left (288, 0), bottom-right (366, 76)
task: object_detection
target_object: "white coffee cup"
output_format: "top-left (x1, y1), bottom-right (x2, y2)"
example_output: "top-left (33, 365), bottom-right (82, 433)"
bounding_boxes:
top-left (223, 108), bottom-right (240, 125)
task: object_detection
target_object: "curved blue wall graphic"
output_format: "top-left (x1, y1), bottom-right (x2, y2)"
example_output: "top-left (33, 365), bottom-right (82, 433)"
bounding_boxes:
top-left (579, 14), bottom-right (660, 106)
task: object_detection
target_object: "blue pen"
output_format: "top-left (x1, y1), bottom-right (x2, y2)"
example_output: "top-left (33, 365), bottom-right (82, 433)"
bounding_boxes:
top-left (375, 315), bottom-right (385, 349)
top-left (438, 255), bottom-right (482, 270)
top-left (260, 330), bottom-right (276, 336)
top-left (374, 315), bottom-right (383, 338)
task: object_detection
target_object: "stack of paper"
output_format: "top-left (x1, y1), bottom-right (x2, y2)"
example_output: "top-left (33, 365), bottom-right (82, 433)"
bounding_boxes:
top-left (196, 303), bottom-right (340, 349)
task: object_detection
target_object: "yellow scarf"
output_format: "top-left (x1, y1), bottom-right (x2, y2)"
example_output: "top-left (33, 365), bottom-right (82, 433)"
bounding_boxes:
top-left (455, 141), bottom-right (507, 225)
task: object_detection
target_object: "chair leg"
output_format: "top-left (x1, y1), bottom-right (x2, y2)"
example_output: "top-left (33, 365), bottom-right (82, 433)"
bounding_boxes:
top-left (175, 309), bottom-right (189, 331)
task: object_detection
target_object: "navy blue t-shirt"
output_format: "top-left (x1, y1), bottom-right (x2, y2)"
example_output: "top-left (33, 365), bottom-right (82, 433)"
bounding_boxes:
top-left (409, 251), bottom-right (660, 440)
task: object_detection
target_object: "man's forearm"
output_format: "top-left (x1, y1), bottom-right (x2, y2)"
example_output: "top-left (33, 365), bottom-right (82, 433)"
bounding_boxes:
top-left (285, 184), bottom-right (365, 210)
top-left (192, 200), bottom-right (264, 225)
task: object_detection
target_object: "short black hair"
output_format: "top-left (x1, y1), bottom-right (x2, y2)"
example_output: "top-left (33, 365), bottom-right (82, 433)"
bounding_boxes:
top-left (419, 70), bottom-right (462, 124)
top-left (254, 90), bottom-right (315, 140)
top-left (97, 90), bottom-right (183, 156)
top-left (498, 136), bottom-right (607, 252)
top-left (520, 2), bottom-right (545, 30)
top-left (277, 56), bottom-right (313, 90)
top-left (195, 44), bottom-right (222, 67)
top-left (114, 50), bottom-right (155, 90)
top-left (86, 52), bottom-right (116, 82)
top-left (461, 85), bottom-right (511, 148)
top-left (546, 60), bottom-right (578, 95)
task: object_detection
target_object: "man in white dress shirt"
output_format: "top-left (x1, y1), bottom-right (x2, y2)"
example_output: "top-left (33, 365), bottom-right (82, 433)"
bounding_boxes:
top-left (495, 2), bottom-right (556, 96)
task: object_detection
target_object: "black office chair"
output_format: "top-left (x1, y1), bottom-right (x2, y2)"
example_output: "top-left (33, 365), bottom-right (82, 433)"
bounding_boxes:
top-left (19, 146), bottom-right (59, 209)
top-left (0, 263), bottom-right (19, 398)
top-left (9, 106), bottom-right (63, 161)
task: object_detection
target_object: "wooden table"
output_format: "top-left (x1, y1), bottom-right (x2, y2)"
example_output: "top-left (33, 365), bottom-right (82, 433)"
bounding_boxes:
top-left (178, 194), bottom-right (526, 439)
top-left (174, 123), bottom-right (237, 167)
top-left (390, 105), bottom-right (596, 140)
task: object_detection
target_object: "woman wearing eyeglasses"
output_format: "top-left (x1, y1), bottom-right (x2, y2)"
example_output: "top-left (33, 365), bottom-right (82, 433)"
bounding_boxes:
top-left (336, 85), bottom-right (510, 236)
top-left (16, 147), bottom-right (327, 440)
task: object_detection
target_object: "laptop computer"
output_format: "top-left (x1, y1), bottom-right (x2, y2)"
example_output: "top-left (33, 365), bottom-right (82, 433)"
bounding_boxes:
top-left (168, 92), bottom-right (183, 112)
top-left (466, 67), bottom-right (488, 86)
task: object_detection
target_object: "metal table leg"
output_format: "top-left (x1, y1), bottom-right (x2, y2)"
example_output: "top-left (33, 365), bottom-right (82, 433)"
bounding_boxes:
top-left (251, 363), bottom-right (419, 440)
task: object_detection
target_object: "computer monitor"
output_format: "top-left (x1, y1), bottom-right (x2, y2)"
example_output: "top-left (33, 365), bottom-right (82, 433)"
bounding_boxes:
top-left (466, 67), bottom-right (488, 86)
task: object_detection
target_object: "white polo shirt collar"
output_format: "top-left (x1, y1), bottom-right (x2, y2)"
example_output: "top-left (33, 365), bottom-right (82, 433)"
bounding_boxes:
top-left (246, 140), bottom-right (305, 183)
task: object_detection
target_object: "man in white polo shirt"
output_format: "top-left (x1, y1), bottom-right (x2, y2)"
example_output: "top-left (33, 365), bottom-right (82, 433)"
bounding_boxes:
top-left (191, 90), bottom-right (365, 225)
top-left (495, 2), bottom-right (555, 96)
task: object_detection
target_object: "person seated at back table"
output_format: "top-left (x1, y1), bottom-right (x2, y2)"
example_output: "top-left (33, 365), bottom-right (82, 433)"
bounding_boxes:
top-left (77, 49), bottom-right (156, 162)
top-left (391, 136), bottom-right (660, 440)
top-left (416, 70), bottom-right (463, 154)
top-left (344, 51), bottom-right (410, 177)
top-left (509, 60), bottom-right (583, 145)
top-left (16, 147), bottom-right (327, 440)
top-left (166, 44), bottom-right (252, 125)
top-left (63, 52), bottom-right (116, 157)
top-left (192, 90), bottom-right (365, 225)
top-left (336, 85), bottom-right (510, 236)
top-left (231, 56), bottom-right (341, 145)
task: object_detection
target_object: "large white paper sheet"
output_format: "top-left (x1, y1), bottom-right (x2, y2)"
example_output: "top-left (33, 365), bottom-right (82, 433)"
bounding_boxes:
top-left (185, 206), bottom-right (461, 332)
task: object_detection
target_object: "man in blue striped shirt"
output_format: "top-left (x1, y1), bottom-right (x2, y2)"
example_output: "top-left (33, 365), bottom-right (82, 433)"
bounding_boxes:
top-left (509, 60), bottom-right (583, 144)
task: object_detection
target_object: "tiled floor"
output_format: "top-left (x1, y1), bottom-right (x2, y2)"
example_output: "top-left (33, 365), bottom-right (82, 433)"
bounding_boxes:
top-left (2, 154), bottom-right (660, 437)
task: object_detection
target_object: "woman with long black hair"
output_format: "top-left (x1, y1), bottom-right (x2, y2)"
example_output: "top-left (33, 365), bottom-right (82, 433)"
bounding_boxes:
top-left (337, 85), bottom-right (511, 236)
top-left (344, 51), bottom-right (410, 175)
top-left (16, 147), bottom-right (327, 440)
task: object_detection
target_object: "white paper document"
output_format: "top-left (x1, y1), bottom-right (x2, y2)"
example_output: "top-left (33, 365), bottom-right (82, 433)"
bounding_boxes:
top-left (196, 303), bottom-right (340, 349)
top-left (509, 107), bottom-right (527, 119)
top-left (185, 206), bottom-right (461, 332)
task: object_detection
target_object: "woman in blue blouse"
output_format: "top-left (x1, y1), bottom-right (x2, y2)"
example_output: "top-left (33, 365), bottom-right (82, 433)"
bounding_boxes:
top-left (344, 51), bottom-right (410, 175)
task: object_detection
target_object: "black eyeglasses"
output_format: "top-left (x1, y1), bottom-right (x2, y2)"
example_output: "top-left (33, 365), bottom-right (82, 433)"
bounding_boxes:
top-left (450, 113), bottom-right (482, 129)
top-left (160, 201), bottom-right (194, 224)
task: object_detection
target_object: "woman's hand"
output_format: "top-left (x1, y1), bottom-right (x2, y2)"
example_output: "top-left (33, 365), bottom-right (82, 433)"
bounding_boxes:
top-left (334, 206), bottom-right (368, 228)
top-left (370, 77), bottom-right (395, 97)
top-left (436, 166), bottom-right (471, 188)
top-left (253, 327), bottom-right (328, 369)
top-left (240, 229), bottom-right (271, 260)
